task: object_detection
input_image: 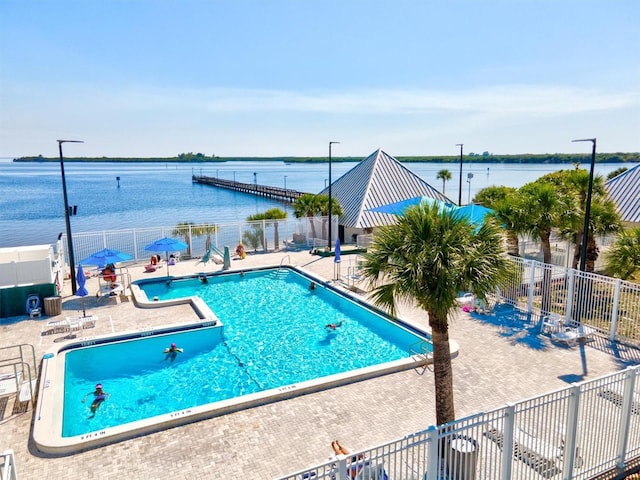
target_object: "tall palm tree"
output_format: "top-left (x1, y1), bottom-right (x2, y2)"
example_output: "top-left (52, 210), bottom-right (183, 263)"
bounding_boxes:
top-left (172, 221), bottom-right (195, 257)
top-left (360, 202), bottom-right (508, 425)
top-left (247, 208), bottom-right (288, 251)
top-left (475, 186), bottom-right (524, 256)
top-left (317, 195), bottom-right (343, 243)
top-left (436, 169), bottom-right (452, 195)
top-left (293, 193), bottom-right (321, 239)
top-left (538, 169), bottom-right (621, 271)
top-left (605, 227), bottom-right (640, 281)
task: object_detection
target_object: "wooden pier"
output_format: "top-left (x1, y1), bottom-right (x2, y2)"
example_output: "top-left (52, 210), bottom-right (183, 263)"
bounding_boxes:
top-left (192, 175), bottom-right (306, 203)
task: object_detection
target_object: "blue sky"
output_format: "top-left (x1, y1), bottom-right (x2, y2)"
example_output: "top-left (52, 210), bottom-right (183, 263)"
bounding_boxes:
top-left (1, 0), bottom-right (638, 158)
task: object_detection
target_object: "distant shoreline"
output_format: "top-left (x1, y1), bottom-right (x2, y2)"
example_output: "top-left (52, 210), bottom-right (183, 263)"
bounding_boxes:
top-left (12, 152), bottom-right (640, 164)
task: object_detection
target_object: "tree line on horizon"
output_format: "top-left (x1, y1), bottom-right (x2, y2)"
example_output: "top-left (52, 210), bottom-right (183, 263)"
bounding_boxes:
top-left (13, 151), bottom-right (640, 164)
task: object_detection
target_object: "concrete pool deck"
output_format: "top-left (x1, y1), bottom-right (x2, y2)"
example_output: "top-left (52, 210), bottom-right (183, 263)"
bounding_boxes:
top-left (1, 249), bottom-right (639, 479)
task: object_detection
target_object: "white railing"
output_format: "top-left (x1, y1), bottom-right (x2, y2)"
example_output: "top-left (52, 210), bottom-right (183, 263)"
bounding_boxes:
top-left (278, 365), bottom-right (640, 480)
top-left (0, 449), bottom-right (17, 480)
top-left (497, 256), bottom-right (640, 346)
top-left (62, 216), bottom-right (338, 267)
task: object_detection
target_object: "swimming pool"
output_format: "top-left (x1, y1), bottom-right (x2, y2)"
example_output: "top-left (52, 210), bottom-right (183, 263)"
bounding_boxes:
top-left (34, 266), bottom-right (435, 453)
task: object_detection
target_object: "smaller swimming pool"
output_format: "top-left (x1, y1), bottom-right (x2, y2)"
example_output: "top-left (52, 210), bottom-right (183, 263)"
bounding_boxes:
top-left (33, 266), bottom-right (440, 454)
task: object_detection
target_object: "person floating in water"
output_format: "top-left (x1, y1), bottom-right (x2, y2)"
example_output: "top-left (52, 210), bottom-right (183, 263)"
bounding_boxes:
top-left (163, 342), bottom-right (183, 362)
top-left (82, 383), bottom-right (110, 417)
top-left (309, 281), bottom-right (316, 291)
top-left (325, 321), bottom-right (343, 330)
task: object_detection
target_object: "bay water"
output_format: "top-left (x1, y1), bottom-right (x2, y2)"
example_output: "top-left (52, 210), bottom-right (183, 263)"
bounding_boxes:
top-left (0, 158), bottom-right (627, 248)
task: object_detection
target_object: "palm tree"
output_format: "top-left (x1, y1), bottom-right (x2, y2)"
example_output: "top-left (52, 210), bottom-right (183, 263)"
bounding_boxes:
top-left (475, 186), bottom-right (523, 256)
top-left (538, 169), bottom-right (621, 271)
top-left (262, 208), bottom-right (288, 250)
top-left (436, 169), bottom-right (452, 195)
top-left (360, 202), bottom-right (508, 425)
top-left (317, 195), bottom-right (343, 243)
top-left (293, 193), bottom-right (321, 240)
top-left (605, 227), bottom-right (640, 281)
top-left (247, 208), bottom-right (288, 251)
top-left (172, 221), bottom-right (196, 257)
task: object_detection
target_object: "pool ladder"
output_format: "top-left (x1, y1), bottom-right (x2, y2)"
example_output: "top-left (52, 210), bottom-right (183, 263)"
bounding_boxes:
top-left (270, 255), bottom-right (290, 279)
top-left (409, 340), bottom-right (433, 375)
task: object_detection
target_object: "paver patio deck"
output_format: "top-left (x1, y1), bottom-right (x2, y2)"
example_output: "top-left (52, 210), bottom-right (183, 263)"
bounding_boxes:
top-left (1, 250), bottom-right (638, 480)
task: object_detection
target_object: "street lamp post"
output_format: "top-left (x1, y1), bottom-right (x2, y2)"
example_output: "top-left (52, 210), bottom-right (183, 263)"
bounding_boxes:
top-left (57, 139), bottom-right (83, 294)
top-left (467, 172), bottom-right (474, 204)
top-left (328, 141), bottom-right (340, 250)
top-left (284, 175), bottom-right (288, 191)
top-left (456, 143), bottom-right (464, 205)
top-left (572, 138), bottom-right (597, 272)
top-left (253, 172), bottom-right (257, 185)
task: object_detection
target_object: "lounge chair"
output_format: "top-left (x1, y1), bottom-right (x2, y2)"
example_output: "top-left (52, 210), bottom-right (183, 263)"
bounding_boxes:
top-left (484, 423), bottom-right (579, 477)
top-left (551, 325), bottom-right (596, 347)
top-left (540, 314), bottom-right (564, 334)
top-left (455, 293), bottom-right (475, 306)
top-left (355, 461), bottom-right (388, 480)
top-left (41, 318), bottom-right (70, 335)
top-left (598, 382), bottom-right (640, 415)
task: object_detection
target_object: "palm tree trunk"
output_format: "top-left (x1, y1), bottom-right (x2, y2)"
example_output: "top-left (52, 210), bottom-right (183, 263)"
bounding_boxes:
top-left (572, 232), bottom-right (583, 270)
top-left (429, 312), bottom-right (456, 426)
top-left (586, 234), bottom-right (599, 272)
top-left (506, 231), bottom-right (519, 256)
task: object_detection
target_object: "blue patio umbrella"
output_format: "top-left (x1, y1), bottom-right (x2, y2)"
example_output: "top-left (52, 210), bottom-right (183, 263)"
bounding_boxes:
top-left (79, 248), bottom-right (134, 267)
top-left (144, 237), bottom-right (188, 275)
top-left (367, 196), bottom-right (454, 215)
top-left (333, 238), bottom-right (341, 280)
top-left (453, 204), bottom-right (494, 226)
top-left (76, 264), bottom-right (89, 317)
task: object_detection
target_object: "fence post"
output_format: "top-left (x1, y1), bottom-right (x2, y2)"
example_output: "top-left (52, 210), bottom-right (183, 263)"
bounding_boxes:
top-left (610, 278), bottom-right (621, 342)
top-left (566, 269), bottom-right (575, 323)
top-left (425, 425), bottom-right (439, 480)
top-left (616, 366), bottom-right (638, 469)
top-left (527, 260), bottom-right (536, 314)
top-left (562, 384), bottom-right (581, 479)
top-left (500, 404), bottom-right (516, 480)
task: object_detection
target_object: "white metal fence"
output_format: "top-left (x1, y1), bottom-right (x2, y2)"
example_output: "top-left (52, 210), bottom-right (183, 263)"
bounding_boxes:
top-left (278, 365), bottom-right (640, 480)
top-left (63, 216), bottom-right (337, 268)
top-left (0, 449), bottom-right (17, 480)
top-left (497, 256), bottom-right (640, 346)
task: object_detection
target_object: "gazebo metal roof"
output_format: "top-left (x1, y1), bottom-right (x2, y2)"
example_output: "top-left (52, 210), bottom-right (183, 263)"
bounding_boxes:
top-left (605, 163), bottom-right (640, 224)
top-left (319, 148), bottom-right (452, 229)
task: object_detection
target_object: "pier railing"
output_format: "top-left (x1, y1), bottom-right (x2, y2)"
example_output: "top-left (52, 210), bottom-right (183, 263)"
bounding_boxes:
top-left (192, 175), bottom-right (306, 203)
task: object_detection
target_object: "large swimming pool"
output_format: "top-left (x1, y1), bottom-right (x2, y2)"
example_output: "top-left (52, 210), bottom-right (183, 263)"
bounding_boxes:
top-left (34, 267), bottom-right (433, 453)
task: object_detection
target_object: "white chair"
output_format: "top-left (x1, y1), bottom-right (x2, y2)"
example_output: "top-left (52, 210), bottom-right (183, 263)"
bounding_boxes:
top-left (41, 318), bottom-right (70, 335)
top-left (551, 325), bottom-right (595, 347)
top-left (541, 314), bottom-right (564, 334)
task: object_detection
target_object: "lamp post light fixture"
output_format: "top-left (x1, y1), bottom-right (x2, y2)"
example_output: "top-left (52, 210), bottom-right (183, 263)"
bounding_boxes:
top-left (572, 138), bottom-right (597, 272)
top-left (456, 143), bottom-right (464, 206)
top-left (57, 139), bottom-right (83, 294)
top-left (328, 141), bottom-right (340, 250)
top-left (466, 172), bottom-right (474, 204)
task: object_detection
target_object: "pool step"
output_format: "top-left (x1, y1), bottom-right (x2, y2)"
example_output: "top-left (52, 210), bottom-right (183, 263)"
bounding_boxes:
top-left (269, 269), bottom-right (289, 279)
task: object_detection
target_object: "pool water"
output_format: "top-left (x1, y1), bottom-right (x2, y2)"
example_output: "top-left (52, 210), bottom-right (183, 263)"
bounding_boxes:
top-left (62, 268), bottom-right (428, 437)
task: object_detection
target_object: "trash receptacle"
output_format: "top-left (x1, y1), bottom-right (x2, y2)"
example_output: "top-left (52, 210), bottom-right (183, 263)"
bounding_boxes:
top-left (447, 435), bottom-right (478, 480)
top-left (43, 296), bottom-right (62, 316)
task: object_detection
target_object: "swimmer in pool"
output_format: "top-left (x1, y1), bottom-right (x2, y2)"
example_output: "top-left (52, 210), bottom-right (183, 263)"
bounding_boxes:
top-left (163, 342), bottom-right (183, 363)
top-left (325, 321), bottom-right (343, 330)
top-left (82, 383), bottom-right (111, 417)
